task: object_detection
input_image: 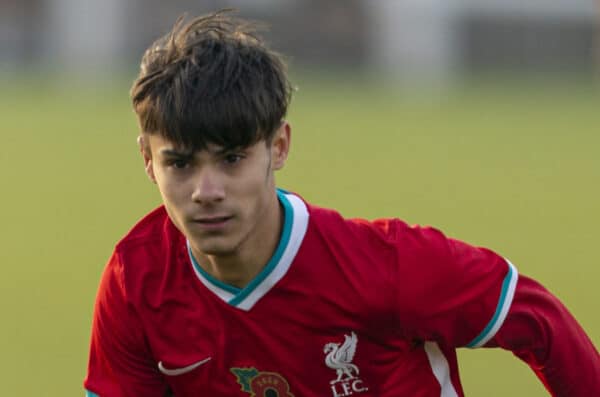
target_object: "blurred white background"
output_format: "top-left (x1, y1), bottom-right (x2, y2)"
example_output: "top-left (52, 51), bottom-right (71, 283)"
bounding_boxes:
top-left (1, 0), bottom-right (598, 83)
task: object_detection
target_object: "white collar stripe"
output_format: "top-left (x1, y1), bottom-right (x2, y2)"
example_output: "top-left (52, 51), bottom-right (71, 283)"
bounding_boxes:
top-left (187, 191), bottom-right (309, 311)
top-left (187, 242), bottom-right (241, 294)
top-left (228, 191), bottom-right (295, 307)
top-left (189, 250), bottom-right (237, 302)
top-left (236, 193), bottom-right (309, 310)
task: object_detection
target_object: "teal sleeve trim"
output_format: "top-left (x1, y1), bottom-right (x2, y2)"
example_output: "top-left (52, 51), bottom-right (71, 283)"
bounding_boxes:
top-left (85, 390), bottom-right (99, 397)
top-left (466, 259), bottom-right (518, 348)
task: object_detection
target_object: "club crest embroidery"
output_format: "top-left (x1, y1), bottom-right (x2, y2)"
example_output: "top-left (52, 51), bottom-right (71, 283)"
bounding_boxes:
top-left (324, 332), bottom-right (369, 397)
top-left (230, 367), bottom-right (294, 397)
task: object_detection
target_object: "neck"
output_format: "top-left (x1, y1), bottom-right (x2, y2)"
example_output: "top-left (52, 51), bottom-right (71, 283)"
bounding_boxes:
top-left (191, 193), bottom-right (284, 289)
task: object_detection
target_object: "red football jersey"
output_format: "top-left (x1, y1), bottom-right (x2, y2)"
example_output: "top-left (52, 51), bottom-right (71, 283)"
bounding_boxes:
top-left (85, 190), bottom-right (600, 396)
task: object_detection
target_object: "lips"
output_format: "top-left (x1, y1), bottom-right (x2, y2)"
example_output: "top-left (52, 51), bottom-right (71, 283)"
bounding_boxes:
top-left (190, 215), bottom-right (233, 231)
top-left (194, 215), bottom-right (232, 224)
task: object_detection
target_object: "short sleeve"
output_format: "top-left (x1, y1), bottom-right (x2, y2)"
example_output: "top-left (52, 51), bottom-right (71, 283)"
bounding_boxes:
top-left (392, 224), bottom-right (518, 348)
top-left (84, 251), bottom-right (169, 397)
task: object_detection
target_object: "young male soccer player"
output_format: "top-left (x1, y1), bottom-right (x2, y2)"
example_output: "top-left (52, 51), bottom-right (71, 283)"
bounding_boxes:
top-left (84, 10), bottom-right (600, 397)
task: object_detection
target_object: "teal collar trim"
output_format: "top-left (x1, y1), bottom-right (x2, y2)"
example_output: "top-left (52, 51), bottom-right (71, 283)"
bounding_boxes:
top-left (187, 245), bottom-right (241, 295)
top-left (228, 191), bottom-right (293, 306)
top-left (188, 189), bottom-right (308, 310)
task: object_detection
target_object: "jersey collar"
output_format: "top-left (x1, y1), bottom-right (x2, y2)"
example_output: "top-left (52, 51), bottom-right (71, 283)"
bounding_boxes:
top-left (187, 189), bottom-right (309, 311)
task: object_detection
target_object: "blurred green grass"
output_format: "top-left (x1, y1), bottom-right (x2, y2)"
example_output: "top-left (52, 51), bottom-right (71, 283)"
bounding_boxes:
top-left (1, 75), bottom-right (598, 396)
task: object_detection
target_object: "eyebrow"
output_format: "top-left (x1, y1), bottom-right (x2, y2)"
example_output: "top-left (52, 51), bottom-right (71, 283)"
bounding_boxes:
top-left (160, 149), bottom-right (194, 158)
top-left (214, 146), bottom-right (243, 156)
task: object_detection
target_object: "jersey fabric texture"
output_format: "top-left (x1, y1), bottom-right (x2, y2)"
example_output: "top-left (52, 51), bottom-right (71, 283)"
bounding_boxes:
top-left (85, 190), bottom-right (600, 397)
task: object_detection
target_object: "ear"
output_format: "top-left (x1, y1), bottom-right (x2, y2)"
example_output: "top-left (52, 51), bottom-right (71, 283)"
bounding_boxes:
top-left (270, 121), bottom-right (291, 171)
top-left (138, 135), bottom-right (157, 183)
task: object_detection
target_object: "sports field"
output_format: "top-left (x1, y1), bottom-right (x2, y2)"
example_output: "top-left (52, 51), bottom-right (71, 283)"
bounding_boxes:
top-left (1, 75), bottom-right (598, 395)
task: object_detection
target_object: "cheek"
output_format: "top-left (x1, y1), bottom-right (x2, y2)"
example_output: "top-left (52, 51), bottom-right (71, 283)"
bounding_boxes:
top-left (155, 174), bottom-right (189, 206)
top-left (230, 171), bottom-right (270, 211)
top-left (237, 169), bottom-right (269, 199)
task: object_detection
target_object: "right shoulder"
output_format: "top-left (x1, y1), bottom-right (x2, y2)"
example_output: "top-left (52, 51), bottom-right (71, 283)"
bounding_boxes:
top-left (86, 207), bottom-right (174, 397)
top-left (116, 206), bottom-right (173, 248)
top-left (108, 206), bottom-right (184, 277)
top-left (99, 206), bottom-right (186, 306)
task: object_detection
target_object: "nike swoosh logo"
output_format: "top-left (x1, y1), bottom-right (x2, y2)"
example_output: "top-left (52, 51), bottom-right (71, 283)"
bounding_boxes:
top-left (158, 357), bottom-right (212, 376)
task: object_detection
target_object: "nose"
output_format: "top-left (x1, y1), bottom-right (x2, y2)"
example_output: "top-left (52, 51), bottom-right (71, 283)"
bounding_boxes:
top-left (191, 167), bottom-right (225, 204)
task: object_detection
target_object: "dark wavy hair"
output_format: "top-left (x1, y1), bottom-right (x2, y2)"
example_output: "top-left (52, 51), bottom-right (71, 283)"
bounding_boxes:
top-left (130, 9), bottom-right (292, 151)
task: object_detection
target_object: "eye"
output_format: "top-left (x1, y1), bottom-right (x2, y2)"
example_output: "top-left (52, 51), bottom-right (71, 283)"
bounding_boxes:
top-left (223, 153), bottom-right (244, 165)
top-left (170, 159), bottom-right (189, 169)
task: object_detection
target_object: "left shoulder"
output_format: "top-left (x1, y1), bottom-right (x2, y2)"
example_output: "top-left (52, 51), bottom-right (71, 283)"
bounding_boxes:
top-left (282, 189), bottom-right (483, 264)
top-left (306, 201), bottom-right (445, 253)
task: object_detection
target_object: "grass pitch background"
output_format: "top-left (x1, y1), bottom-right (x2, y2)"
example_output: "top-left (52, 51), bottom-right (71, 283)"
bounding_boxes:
top-left (0, 75), bottom-right (598, 395)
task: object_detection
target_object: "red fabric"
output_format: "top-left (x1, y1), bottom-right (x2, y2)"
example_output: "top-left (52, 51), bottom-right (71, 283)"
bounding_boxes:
top-left (84, 251), bottom-right (171, 397)
top-left (84, 197), bottom-right (600, 396)
top-left (490, 276), bottom-right (600, 396)
top-left (84, 208), bottom-right (174, 397)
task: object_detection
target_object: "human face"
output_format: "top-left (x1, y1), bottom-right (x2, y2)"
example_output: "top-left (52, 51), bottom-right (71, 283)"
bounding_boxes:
top-left (139, 124), bottom-right (290, 257)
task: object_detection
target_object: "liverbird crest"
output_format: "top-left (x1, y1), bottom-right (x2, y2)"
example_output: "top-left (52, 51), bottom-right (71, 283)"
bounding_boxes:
top-left (323, 331), bottom-right (360, 384)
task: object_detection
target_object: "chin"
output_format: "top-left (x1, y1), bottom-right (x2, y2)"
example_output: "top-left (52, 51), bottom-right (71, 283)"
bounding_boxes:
top-left (193, 238), bottom-right (237, 257)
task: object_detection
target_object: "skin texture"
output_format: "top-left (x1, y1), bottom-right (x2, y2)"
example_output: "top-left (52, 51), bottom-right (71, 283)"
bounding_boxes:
top-left (139, 123), bottom-right (291, 288)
